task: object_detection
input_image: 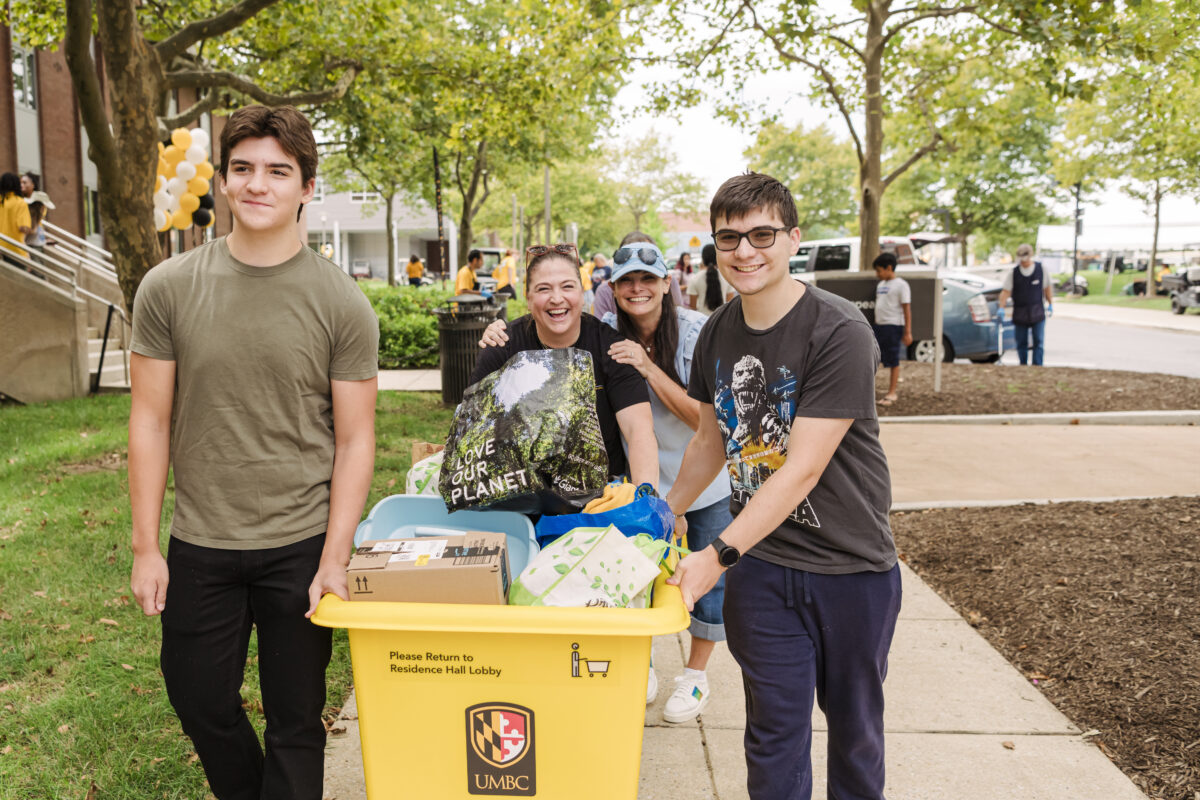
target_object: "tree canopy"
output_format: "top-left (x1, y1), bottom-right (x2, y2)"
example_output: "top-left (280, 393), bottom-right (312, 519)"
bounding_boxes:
top-left (647, 0), bottom-right (1120, 268)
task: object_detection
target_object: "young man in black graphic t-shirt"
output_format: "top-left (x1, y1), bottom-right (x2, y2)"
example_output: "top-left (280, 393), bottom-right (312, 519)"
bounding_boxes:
top-left (665, 173), bottom-right (901, 800)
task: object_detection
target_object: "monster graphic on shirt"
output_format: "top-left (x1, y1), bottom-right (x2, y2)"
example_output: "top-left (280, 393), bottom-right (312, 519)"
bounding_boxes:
top-left (713, 354), bottom-right (820, 528)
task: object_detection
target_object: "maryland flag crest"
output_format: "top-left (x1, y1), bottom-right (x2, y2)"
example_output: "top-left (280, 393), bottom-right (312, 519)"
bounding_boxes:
top-left (466, 702), bottom-right (536, 795)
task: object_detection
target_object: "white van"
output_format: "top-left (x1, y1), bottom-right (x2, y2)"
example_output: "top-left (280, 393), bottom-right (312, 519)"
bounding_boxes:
top-left (789, 236), bottom-right (924, 274)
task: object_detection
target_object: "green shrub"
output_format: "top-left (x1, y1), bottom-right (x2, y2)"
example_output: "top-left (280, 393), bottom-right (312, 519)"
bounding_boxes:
top-left (360, 283), bottom-right (454, 368)
top-left (358, 283), bottom-right (525, 370)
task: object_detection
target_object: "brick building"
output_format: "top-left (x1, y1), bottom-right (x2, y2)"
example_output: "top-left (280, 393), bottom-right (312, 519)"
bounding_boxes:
top-left (0, 25), bottom-right (233, 251)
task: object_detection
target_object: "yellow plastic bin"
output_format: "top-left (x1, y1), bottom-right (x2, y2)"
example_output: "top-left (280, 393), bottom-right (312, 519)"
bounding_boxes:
top-left (311, 573), bottom-right (690, 798)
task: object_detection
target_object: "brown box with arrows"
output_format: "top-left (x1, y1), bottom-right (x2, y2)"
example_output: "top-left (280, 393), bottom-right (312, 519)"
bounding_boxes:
top-left (346, 531), bottom-right (509, 605)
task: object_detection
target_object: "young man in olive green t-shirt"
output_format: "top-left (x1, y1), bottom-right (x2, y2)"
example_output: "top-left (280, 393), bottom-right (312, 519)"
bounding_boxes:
top-left (129, 106), bottom-right (378, 800)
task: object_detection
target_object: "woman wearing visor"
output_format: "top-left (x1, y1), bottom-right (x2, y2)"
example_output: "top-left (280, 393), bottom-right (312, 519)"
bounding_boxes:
top-left (480, 233), bottom-right (731, 723)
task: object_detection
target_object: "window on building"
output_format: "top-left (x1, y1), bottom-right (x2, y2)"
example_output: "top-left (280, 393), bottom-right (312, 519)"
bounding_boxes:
top-left (350, 187), bottom-right (381, 203)
top-left (83, 189), bottom-right (102, 238)
top-left (310, 178), bottom-right (325, 203)
top-left (12, 45), bottom-right (37, 111)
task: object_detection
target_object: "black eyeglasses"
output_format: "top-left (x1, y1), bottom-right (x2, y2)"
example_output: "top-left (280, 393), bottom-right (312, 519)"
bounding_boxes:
top-left (526, 243), bottom-right (579, 265)
top-left (613, 246), bottom-right (661, 266)
top-left (712, 226), bottom-right (792, 251)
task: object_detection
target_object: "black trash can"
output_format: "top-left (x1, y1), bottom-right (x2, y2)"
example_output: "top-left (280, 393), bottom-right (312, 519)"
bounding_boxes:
top-left (434, 296), bottom-right (505, 407)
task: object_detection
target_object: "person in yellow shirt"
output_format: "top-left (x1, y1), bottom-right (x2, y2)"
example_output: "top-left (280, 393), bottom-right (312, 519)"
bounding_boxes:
top-left (455, 249), bottom-right (483, 295)
top-left (0, 173), bottom-right (32, 260)
top-left (405, 254), bottom-right (424, 287)
top-left (493, 248), bottom-right (518, 297)
top-left (579, 256), bottom-right (595, 292)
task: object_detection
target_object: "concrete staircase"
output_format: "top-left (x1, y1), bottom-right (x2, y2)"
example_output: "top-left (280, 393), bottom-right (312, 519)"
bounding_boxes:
top-left (87, 330), bottom-right (130, 393)
top-left (0, 225), bottom-right (130, 403)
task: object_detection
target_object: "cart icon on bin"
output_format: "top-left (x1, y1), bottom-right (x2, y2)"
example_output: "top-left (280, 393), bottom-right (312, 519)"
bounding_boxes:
top-left (571, 642), bottom-right (611, 678)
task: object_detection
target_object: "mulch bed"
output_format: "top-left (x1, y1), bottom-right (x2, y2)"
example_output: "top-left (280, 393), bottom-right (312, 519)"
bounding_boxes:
top-left (892, 498), bottom-right (1200, 800)
top-left (875, 362), bottom-right (1200, 416)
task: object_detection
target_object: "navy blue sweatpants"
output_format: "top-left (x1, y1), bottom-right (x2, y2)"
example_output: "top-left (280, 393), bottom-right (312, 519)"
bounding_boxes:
top-left (725, 555), bottom-right (902, 800)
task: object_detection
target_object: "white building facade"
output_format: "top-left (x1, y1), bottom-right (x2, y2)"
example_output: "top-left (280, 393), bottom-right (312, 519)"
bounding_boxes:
top-left (304, 181), bottom-right (459, 280)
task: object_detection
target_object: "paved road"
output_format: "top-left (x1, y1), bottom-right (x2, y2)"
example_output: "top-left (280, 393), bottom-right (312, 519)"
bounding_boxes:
top-left (993, 317), bottom-right (1200, 378)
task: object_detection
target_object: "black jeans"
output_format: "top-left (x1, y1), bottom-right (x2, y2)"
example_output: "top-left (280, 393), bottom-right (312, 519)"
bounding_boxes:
top-left (161, 534), bottom-right (332, 800)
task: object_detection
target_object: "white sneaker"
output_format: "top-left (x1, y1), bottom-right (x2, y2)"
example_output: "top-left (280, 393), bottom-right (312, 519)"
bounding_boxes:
top-left (662, 671), bottom-right (710, 723)
top-left (646, 665), bottom-right (658, 704)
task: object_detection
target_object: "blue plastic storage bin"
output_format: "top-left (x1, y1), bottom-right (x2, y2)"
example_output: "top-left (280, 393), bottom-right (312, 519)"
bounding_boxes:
top-left (354, 495), bottom-right (538, 575)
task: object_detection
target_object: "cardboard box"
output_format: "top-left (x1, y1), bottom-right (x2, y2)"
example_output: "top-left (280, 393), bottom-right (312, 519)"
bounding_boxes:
top-left (410, 441), bottom-right (444, 464)
top-left (347, 531), bottom-right (509, 605)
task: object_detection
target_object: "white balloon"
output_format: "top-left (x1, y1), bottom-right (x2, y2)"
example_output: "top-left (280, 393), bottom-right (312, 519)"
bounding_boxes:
top-left (167, 194), bottom-right (181, 214)
top-left (174, 161), bottom-right (197, 181)
top-left (155, 175), bottom-right (166, 192)
top-left (167, 176), bottom-right (189, 196)
top-left (153, 190), bottom-right (171, 211)
top-left (185, 144), bottom-right (207, 164)
top-left (188, 128), bottom-right (210, 150)
top-left (154, 209), bottom-right (167, 230)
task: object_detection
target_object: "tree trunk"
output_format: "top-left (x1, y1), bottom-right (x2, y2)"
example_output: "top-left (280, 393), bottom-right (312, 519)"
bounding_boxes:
top-left (1148, 181), bottom-right (1161, 299)
top-left (857, 1), bottom-right (886, 272)
top-left (456, 141), bottom-right (489, 268)
top-left (66, 0), bottom-right (165, 313)
top-left (384, 193), bottom-right (396, 286)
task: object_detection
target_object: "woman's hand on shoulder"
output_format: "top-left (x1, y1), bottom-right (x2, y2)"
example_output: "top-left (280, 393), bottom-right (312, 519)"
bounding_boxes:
top-left (478, 319), bottom-right (509, 349)
top-left (608, 339), bottom-right (650, 377)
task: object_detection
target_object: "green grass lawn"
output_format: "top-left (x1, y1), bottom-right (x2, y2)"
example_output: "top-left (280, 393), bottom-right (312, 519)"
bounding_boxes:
top-left (0, 391), bottom-right (453, 799)
top-left (1053, 269), bottom-right (1173, 311)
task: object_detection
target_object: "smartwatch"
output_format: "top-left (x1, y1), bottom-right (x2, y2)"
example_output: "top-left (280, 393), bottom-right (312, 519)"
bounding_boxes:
top-left (711, 536), bottom-right (741, 568)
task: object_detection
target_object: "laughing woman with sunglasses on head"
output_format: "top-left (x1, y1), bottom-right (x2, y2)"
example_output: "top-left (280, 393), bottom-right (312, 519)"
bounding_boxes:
top-left (471, 243), bottom-right (658, 489)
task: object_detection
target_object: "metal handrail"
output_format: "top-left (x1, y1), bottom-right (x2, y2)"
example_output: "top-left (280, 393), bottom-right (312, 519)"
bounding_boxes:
top-left (44, 233), bottom-right (118, 279)
top-left (1, 232), bottom-right (132, 391)
top-left (0, 234), bottom-right (77, 292)
top-left (43, 221), bottom-right (115, 265)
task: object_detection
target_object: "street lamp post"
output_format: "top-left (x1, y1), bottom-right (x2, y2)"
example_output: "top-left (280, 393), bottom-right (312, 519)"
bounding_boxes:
top-left (1071, 182), bottom-right (1082, 295)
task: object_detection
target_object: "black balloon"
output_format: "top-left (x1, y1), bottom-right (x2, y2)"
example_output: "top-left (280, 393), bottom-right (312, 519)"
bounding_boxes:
top-left (198, 192), bottom-right (215, 209)
top-left (191, 208), bottom-right (212, 227)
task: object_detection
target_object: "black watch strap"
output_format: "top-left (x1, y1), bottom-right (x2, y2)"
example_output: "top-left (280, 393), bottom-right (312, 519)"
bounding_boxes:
top-left (712, 536), bottom-right (741, 568)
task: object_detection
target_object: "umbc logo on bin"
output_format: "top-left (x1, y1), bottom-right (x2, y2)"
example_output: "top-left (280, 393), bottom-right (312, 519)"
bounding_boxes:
top-left (466, 702), bottom-right (536, 796)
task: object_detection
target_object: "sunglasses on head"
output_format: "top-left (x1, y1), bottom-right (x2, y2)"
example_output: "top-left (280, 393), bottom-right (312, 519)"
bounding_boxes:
top-left (613, 246), bottom-right (660, 267)
top-left (526, 243), bottom-right (579, 265)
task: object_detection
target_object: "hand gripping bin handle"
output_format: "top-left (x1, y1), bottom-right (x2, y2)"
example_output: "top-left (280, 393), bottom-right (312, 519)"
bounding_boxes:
top-left (311, 573), bottom-right (690, 799)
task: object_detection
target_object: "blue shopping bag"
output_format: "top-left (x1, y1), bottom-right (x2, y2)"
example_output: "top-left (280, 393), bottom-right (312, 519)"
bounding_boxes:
top-left (534, 482), bottom-right (674, 548)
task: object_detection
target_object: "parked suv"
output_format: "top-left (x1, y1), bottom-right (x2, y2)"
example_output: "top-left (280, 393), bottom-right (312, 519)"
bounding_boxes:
top-left (789, 236), bottom-right (923, 274)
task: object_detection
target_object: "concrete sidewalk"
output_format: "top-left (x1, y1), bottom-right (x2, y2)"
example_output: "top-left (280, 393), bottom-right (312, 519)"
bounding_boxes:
top-left (321, 421), bottom-right (1200, 799)
top-left (1052, 300), bottom-right (1200, 333)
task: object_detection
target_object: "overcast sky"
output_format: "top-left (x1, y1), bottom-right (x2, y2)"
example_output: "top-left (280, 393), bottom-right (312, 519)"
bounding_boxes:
top-left (606, 56), bottom-right (1200, 231)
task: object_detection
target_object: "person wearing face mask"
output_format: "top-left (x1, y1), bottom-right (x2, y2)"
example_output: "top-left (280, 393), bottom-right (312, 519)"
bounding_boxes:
top-left (470, 243), bottom-right (658, 489)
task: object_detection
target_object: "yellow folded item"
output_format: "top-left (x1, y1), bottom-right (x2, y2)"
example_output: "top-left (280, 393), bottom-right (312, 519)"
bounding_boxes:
top-left (582, 480), bottom-right (637, 513)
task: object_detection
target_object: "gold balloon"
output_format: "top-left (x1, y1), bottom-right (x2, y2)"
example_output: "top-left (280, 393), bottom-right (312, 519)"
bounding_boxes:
top-left (186, 177), bottom-right (209, 197)
top-left (158, 158), bottom-right (170, 176)
top-left (171, 209), bottom-right (193, 230)
top-left (179, 193), bottom-right (200, 214)
top-left (157, 211), bottom-right (172, 232)
top-left (163, 145), bottom-right (186, 165)
top-left (195, 161), bottom-right (215, 180)
top-left (171, 128), bottom-right (193, 150)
